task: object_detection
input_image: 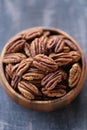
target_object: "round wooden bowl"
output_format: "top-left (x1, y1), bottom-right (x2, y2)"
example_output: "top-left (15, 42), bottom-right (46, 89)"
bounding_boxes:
top-left (0, 27), bottom-right (86, 112)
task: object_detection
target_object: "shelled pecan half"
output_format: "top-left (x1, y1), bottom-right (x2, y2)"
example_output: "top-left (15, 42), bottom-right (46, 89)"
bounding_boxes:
top-left (41, 69), bottom-right (67, 91)
top-left (3, 53), bottom-right (26, 63)
top-left (49, 51), bottom-right (81, 66)
top-left (22, 29), bottom-right (43, 40)
top-left (42, 86), bottom-right (66, 97)
top-left (18, 81), bottom-right (41, 100)
top-left (29, 36), bottom-right (48, 57)
top-left (16, 58), bottom-right (33, 76)
top-left (68, 63), bottom-right (81, 88)
top-left (6, 35), bottom-right (24, 53)
top-left (33, 54), bottom-right (58, 73)
top-left (24, 42), bottom-right (30, 57)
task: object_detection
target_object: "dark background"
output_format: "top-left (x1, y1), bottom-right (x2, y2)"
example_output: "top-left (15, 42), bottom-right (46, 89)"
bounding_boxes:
top-left (0, 0), bottom-right (87, 130)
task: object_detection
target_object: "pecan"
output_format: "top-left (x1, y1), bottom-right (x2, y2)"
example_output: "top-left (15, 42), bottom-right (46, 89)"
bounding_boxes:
top-left (43, 31), bottom-right (50, 36)
top-left (42, 88), bottom-right (66, 97)
top-left (69, 51), bottom-right (81, 62)
top-left (11, 75), bottom-right (21, 89)
top-left (46, 35), bottom-right (63, 50)
top-left (49, 51), bottom-right (81, 66)
top-left (11, 63), bottom-right (19, 74)
top-left (18, 81), bottom-right (41, 100)
top-left (5, 64), bottom-right (13, 79)
top-left (41, 70), bottom-right (67, 91)
top-left (27, 67), bottom-right (44, 74)
top-left (29, 36), bottom-right (48, 57)
top-left (5, 63), bottom-right (19, 80)
top-left (22, 67), bottom-right (44, 87)
top-left (3, 53), bottom-right (26, 63)
top-left (33, 54), bottom-right (58, 73)
top-left (49, 53), bottom-right (72, 66)
top-left (56, 84), bottom-right (67, 90)
top-left (63, 46), bottom-right (70, 53)
top-left (22, 29), bottom-right (43, 40)
top-left (30, 38), bottom-right (39, 57)
top-left (6, 34), bottom-right (25, 53)
top-left (55, 39), bottom-right (78, 53)
top-left (68, 63), bottom-right (81, 88)
top-left (16, 58), bottom-right (33, 76)
top-left (22, 72), bottom-right (44, 81)
top-left (24, 42), bottom-right (30, 57)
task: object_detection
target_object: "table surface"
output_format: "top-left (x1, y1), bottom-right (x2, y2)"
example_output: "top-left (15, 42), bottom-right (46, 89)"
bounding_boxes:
top-left (0, 0), bottom-right (87, 130)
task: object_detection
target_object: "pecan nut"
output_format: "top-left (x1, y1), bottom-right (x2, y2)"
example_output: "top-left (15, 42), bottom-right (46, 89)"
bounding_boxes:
top-left (33, 54), bottom-right (58, 73)
top-left (22, 29), bottom-right (43, 40)
top-left (55, 39), bottom-right (78, 53)
top-left (69, 51), bottom-right (81, 62)
top-left (46, 35), bottom-right (64, 50)
top-left (49, 51), bottom-right (81, 66)
top-left (22, 67), bottom-right (45, 87)
top-left (43, 31), bottom-right (50, 36)
top-left (16, 58), bottom-right (33, 76)
top-left (3, 53), bottom-right (26, 63)
top-left (11, 75), bottom-right (21, 89)
top-left (42, 87), bottom-right (66, 97)
top-left (5, 64), bottom-right (13, 79)
top-left (22, 72), bottom-right (44, 81)
top-left (18, 81), bottom-right (41, 100)
top-left (29, 36), bottom-right (48, 57)
top-left (24, 42), bottom-right (30, 57)
top-left (5, 63), bottom-right (20, 80)
top-left (6, 35), bottom-right (24, 53)
top-left (41, 69), bottom-right (67, 91)
top-left (6, 39), bottom-right (25, 53)
top-left (68, 63), bottom-right (81, 88)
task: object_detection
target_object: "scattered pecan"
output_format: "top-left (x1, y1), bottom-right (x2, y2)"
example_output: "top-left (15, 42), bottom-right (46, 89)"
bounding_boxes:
top-left (3, 53), bottom-right (26, 63)
top-left (33, 54), bottom-right (58, 73)
top-left (18, 81), bottom-right (41, 100)
top-left (68, 63), bottom-right (81, 88)
top-left (41, 70), bottom-right (67, 91)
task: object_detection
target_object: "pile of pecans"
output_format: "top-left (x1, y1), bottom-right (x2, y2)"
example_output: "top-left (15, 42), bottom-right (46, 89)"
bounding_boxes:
top-left (3, 28), bottom-right (81, 100)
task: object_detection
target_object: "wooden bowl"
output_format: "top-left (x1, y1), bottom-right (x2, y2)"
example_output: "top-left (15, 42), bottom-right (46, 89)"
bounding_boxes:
top-left (0, 27), bottom-right (86, 112)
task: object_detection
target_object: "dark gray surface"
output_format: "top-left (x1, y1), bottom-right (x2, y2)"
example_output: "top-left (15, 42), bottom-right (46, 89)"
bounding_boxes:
top-left (0, 0), bottom-right (87, 130)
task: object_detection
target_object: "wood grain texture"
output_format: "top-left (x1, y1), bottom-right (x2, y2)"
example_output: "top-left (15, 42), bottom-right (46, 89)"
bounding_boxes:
top-left (0, 0), bottom-right (87, 130)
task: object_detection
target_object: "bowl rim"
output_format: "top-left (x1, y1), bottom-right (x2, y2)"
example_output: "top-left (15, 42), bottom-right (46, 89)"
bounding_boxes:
top-left (0, 26), bottom-right (86, 106)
